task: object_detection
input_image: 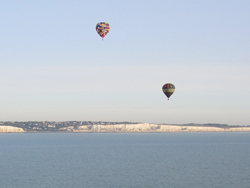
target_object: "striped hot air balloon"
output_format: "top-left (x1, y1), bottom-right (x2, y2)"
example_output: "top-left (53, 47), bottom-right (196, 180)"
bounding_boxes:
top-left (162, 83), bottom-right (175, 100)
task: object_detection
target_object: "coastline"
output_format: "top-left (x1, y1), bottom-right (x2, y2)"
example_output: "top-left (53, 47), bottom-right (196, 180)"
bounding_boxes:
top-left (1, 123), bottom-right (250, 133)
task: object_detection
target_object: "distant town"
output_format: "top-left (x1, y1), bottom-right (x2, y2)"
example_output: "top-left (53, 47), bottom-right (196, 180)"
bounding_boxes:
top-left (0, 121), bottom-right (249, 132)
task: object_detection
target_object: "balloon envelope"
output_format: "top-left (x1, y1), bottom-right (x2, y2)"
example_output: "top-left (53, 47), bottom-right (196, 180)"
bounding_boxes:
top-left (96, 22), bottom-right (110, 39)
top-left (162, 83), bottom-right (175, 99)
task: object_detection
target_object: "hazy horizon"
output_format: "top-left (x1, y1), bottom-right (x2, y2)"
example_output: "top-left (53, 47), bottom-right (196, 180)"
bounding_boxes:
top-left (0, 120), bottom-right (248, 127)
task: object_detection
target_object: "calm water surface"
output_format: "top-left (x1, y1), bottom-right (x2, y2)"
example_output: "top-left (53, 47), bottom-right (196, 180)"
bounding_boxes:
top-left (0, 132), bottom-right (250, 188)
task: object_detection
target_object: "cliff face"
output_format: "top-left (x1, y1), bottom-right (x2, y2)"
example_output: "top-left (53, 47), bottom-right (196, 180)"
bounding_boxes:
top-left (1, 124), bottom-right (250, 133)
top-left (159, 125), bottom-right (250, 132)
top-left (59, 124), bottom-right (250, 133)
top-left (0, 126), bottom-right (25, 133)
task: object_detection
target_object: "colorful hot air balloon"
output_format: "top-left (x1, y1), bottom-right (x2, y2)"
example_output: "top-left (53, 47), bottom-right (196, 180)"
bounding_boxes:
top-left (162, 83), bottom-right (175, 100)
top-left (96, 22), bottom-right (110, 40)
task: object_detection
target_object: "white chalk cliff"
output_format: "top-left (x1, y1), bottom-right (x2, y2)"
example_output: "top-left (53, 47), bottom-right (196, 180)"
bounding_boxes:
top-left (1, 124), bottom-right (250, 133)
top-left (0, 126), bottom-right (25, 133)
top-left (60, 123), bottom-right (250, 133)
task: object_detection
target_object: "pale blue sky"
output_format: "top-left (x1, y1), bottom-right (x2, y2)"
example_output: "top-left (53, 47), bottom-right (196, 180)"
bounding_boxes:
top-left (0, 0), bottom-right (249, 125)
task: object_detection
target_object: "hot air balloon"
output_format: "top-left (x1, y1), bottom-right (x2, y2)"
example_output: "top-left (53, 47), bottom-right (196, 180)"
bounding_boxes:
top-left (96, 22), bottom-right (110, 40)
top-left (162, 83), bottom-right (175, 100)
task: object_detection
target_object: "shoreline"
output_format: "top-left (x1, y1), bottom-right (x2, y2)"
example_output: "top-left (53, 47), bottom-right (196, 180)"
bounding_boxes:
top-left (1, 123), bottom-right (250, 133)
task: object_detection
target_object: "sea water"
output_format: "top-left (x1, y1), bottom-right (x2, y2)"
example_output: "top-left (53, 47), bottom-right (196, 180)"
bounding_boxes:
top-left (0, 132), bottom-right (250, 188)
